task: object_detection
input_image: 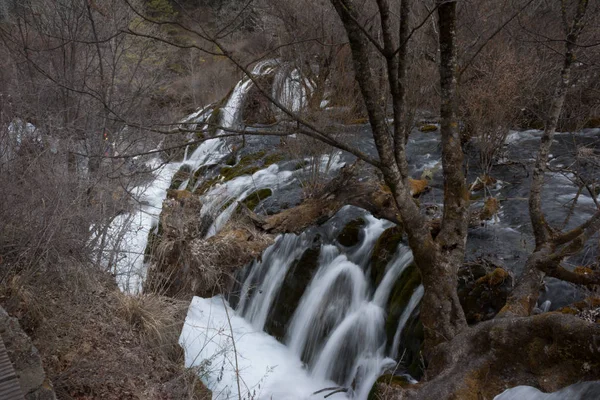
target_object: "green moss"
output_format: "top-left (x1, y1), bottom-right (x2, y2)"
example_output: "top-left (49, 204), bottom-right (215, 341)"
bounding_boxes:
top-left (224, 153), bottom-right (237, 166)
top-left (186, 165), bottom-right (210, 191)
top-left (263, 152), bottom-right (285, 167)
top-left (220, 197), bottom-right (236, 212)
top-left (207, 107), bottom-right (222, 136)
top-left (220, 151), bottom-right (267, 182)
top-left (220, 165), bottom-right (260, 181)
top-left (418, 124), bottom-right (438, 132)
top-left (143, 223), bottom-right (163, 263)
top-left (337, 218), bottom-right (366, 247)
top-left (371, 226), bottom-right (404, 285)
top-left (384, 263), bottom-right (421, 352)
top-left (240, 188), bottom-right (273, 211)
top-left (294, 160), bottom-right (309, 170)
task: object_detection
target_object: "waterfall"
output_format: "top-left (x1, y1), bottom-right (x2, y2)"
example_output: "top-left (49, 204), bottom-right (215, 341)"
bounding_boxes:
top-left (286, 254), bottom-right (368, 364)
top-left (181, 213), bottom-right (424, 399)
top-left (372, 249), bottom-right (413, 308)
top-left (239, 234), bottom-right (308, 330)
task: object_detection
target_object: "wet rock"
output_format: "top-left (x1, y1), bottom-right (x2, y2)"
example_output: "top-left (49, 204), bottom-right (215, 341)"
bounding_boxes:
top-left (401, 315), bottom-right (425, 378)
top-left (169, 164), bottom-right (193, 190)
top-left (336, 217), bottom-right (366, 247)
top-left (0, 306), bottom-right (57, 400)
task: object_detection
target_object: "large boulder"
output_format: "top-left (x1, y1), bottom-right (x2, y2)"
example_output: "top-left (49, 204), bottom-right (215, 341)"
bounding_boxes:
top-left (0, 306), bottom-right (56, 400)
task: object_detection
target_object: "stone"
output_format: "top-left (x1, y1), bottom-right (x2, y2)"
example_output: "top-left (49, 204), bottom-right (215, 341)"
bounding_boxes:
top-left (0, 306), bottom-right (56, 400)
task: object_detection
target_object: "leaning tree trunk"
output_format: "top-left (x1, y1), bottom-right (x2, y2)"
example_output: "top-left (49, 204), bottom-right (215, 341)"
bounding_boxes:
top-left (500, 0), bottom-right (590, 317)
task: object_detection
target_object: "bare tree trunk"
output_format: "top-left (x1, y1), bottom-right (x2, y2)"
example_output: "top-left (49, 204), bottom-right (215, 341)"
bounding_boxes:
top-left (419, 0), bottom-right (468, 353)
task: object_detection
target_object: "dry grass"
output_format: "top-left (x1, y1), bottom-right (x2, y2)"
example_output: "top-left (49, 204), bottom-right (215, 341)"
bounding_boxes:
top-left (117, 293), bottom-right (188, 362)
top-left (0, 264), bottom-right (210, 400)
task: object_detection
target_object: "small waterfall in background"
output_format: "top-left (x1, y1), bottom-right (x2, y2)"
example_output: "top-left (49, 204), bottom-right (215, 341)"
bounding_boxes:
top-left (99, 60), bottom-right (305, 292)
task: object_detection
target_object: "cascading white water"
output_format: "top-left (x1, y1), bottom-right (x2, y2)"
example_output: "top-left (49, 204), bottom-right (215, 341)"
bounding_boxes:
top-left (345, 214), bottom-right (392, 267)
top-left (101, 61), bottom-right (281, 292)
top-left (239, 234), bottom-right (308, 330)
top-left (372, 249), bottom-right (413, 307)
top-left (286, 254), bottom-right (368, 364)
top-left (180, 212), bottom-right (426, 399)
top-left (181, 213), bottom-right (426, 399)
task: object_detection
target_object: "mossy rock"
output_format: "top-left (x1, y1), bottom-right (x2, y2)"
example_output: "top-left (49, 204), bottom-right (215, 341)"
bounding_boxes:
top-left (337, 217), bottom-right (366, 247)
top-left (263, 152), bottom-right (285, 167)
top-left (384, 263), bottom-right (422, 352)
top-left (143, 223), bottom-right (163, 263)
top-left (264, 241), bottom-right (321, 340)
top-left (187, 165), bottom-right (211, 191)
top-left (418, 124), bottom-right (438, 132)
top-left (403, 317), bottom-right (425, 378)
top-left (458, 261), bottom-right (512, 324)
top-left (239, 188), bottom-right (273, 211)
top-left (294, 160), bottom-right (310, 170)
top-left (220, 165), bottom-right (261, 181)
top-left (205, 90), bottom-right (232, 136)
top-left (169, 164), bottom-right (192, 190)
top-left (220, 151), bottom-right (267, 182)
top-left (194, 175), bottom-right (220, 195)
top-left (371, 226), bottom-right (404, 286)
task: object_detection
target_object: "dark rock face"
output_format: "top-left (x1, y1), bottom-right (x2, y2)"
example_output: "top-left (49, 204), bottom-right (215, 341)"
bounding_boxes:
top-left (371, 226), bottom-right (404, 286)
top-left (0, 306), bottom-right (56, 400)
top-left (264, 238), bottom-right (322, 340)
top-left (388, 259), bottom-right (513, 380)
top-left (385, 263), bottom-right (423, 376)
top-left (336, 217), bottom-right (366, 247)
